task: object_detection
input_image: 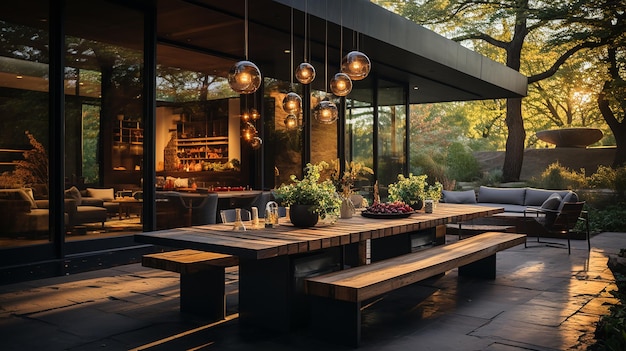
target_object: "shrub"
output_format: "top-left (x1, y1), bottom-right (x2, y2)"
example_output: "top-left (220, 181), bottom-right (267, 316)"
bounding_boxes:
top-left (446, 142), bottom-right (481, 182)
top-left (533, 162), bottom-right (587, 190)
top-left (588, 165), bottom-right (616, 189)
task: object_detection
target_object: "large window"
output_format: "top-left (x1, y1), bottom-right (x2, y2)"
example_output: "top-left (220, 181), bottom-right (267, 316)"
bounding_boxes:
top-left (0, 1), bottom-right (50, 248)
top-left (64, 0), bottom-right (144, 241)
top-left (377, 82), bottom-right (407, 195)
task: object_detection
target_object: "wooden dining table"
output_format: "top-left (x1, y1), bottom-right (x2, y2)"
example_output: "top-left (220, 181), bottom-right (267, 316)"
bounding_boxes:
top-left (135, 203), bottom-right (503, 332)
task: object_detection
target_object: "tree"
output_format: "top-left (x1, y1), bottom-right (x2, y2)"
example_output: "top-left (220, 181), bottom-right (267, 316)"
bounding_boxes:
top-left (560, 0), bottom-right (626, 167)
top-left (375, 0), bottom-right (608, 181)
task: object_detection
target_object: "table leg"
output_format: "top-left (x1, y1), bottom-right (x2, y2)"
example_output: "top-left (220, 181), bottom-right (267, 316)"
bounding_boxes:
top-left (238, 248), bottom-right (341, 332)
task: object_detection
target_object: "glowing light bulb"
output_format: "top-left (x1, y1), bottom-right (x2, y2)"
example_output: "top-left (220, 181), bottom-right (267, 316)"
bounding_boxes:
top-left (228, 60), bottom-right (262, 94)
top-left (330, 73), bottom-right (352, 96)
top-left (341, 51), bottom-right (371, 81)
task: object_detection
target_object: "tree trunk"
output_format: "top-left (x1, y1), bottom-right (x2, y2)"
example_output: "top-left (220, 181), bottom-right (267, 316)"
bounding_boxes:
top-left (502, 98), bottom-right (526, 182)
top-left (598, 91), bottom-right (626, 167)
top-left (501, 2), bottom-right (528, 182)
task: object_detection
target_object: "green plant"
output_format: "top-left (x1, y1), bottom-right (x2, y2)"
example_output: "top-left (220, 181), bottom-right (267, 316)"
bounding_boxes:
top-left (425, 182), bottom-right (443, 202)
top-left (532, 162), bottom-right (587, 190)
top-left (322, 159), bottom-right (374, 197)
top-left (273, 162), bottom-right (341, 219)
top-left (446, 142), bottom-right (481, 182)
top-left (387, 173), bottom-right (428, 206)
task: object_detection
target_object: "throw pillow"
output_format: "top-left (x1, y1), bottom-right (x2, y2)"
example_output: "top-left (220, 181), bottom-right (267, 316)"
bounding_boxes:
top-left (86, 188), bottom-right (114, 201)
top-left (64, 186), bottom-right (82, 206)
top-left (540, 193), bottom-right (562, 211)
top-left (441, 190), bottom-right (477, 204)
top-left (20, 188), bottom-right (37, 209)
top-left (558, 191), bottom-right (579, 212)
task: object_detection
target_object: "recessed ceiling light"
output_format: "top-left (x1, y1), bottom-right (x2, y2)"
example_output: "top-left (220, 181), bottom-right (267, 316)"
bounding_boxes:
top-left (16, 75), bottom-right (23, 79)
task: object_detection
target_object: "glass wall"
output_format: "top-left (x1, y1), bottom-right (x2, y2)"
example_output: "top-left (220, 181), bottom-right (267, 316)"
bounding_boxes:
top-left (265, 78), bottom-right (304, 185)
top-left (0, 1), bottom-right (50, 248)
top-left (63, 0), bottom-right (144, 240)
top-left (346, 88), bottom-right (374, 200)
top-left (377, 81), bottom-right (407, 197)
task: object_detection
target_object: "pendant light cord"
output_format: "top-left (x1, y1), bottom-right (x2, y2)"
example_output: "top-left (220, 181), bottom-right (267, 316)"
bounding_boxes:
top-left (244, 0), bottom-right (249, 60)
top-left (304, 0), bottom-right (308, 63)
top-left (324, 0), bottom-right (328, 94)
top-left (290, 6), bottom-right (294, 88)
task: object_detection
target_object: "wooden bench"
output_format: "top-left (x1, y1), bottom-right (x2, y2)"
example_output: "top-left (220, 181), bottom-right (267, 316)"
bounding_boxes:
top-left (142, 249), bottom-right (239, 321)
top-left (446, 222), bottom-right (516, 240)
top-left (305, 231), bottom-right (526, 347)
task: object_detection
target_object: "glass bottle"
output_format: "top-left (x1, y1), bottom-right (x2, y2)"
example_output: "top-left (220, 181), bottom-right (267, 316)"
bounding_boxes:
top-left (232, 208), bottom-right (246, 231)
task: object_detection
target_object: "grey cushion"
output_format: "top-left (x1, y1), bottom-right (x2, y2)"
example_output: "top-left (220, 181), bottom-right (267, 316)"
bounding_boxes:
top-left (442, 190), bottom-right (476, 204)
top-left (478, 186), bottom-right (526, 205)
top-left (540, 193), bottom-right (562, 211)
top-left (64, 186), bottom-right (82, 206)
top-left (558, 191), bottom-right (579, 212)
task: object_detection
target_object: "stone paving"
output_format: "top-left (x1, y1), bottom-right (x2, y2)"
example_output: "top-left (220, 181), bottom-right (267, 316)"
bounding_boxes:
top-left (0, 232), bottom-right (623, 351)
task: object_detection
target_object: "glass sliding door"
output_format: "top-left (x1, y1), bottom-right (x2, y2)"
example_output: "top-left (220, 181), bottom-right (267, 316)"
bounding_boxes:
top-left (346, 88), bottom-right (374, 201)
top-left (0, 0), bottom-right (51, 248)
top-left (64, 0), bottom-right (144, 240)
top-left (377, 81), bottom-right (407, 198)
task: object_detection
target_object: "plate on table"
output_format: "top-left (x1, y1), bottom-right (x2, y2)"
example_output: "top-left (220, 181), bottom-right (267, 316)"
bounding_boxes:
top-left (361, 211), bottom-right (414, 219)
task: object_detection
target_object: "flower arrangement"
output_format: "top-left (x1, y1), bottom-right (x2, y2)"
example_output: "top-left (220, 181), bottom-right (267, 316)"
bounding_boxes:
top-left (323, 159), bottom-right (374, 197)
top-left (387, 173), bottom-right (443, 207)
top-left (0, 131), bottom-right (49, 196)
top-left (273, 162), bottom-right (341, 219)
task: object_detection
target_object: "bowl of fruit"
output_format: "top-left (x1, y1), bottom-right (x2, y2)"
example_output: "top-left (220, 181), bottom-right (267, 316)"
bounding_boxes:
top-left (361, 201), bottom-right (415, 219)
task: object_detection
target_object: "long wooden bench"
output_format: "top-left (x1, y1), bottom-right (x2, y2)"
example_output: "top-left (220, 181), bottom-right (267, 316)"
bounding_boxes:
top-left (142, 249), bottom-right (239, 321)
top-left (305, 231), bottom-right (526, 347)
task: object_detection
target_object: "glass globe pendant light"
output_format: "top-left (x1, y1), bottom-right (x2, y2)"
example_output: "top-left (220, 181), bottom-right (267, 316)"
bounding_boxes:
top-left (330, 72), bottom-right (352, 96)
top-left (295, 62), bottom-right (315, 85)
top-left (329, 1), bottom-right (352, 97)
top-left (313, 99), bottom-right (338, 124)
top-left (341, 50), bottom-right (371, 81)
top-left (284, 113), bottom-right (298, 130)
top-left (314, 9), bottom-right (338, 125)
top-left (241, 122), bottom-right (257, 142)
top-left (250, 136), bottom-right (262, 150)
top-left (295, 1), bottom-right (315, 85)
top-left (228, 0), bottom-right (261, 94)
top-left (282, 92), bottom-right (302, 114)
top-left (282, 7), bottom-right (302, 116)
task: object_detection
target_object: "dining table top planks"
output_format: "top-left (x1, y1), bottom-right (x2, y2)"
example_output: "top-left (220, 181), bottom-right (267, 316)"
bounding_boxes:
top-left (135, 203), bottom-right (504, 260)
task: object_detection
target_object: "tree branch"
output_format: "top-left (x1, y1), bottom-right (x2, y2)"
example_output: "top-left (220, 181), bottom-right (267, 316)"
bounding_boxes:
top-left (452, 32), bottom-right (509, 49)
top-left (527, 40), bottom-right (605, 83)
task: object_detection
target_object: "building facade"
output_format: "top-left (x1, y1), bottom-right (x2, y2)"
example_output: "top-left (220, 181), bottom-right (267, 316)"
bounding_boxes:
top-left (0, 0), bottom-right (526, 283)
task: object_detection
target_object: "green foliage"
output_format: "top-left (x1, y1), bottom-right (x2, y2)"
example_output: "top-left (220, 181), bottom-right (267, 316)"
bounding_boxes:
top-left (388, 174), bottom-right (443, 205)
top-left (532, 162), bottom-right (588, 190)
top-left (446, 142), bottom-right (481, 182)
top-left (589, 165), bottom-right (618, 189)
top-left (273, 162), bottom-right (341, 219)
top-left (587, 204), bottom-right (626, 233)
top-left (590, 270), bottom-right (626, 351)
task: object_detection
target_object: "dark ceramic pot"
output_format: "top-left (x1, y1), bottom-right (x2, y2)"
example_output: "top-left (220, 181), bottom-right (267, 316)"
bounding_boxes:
top-left (410, 200), bottom-right (424, 211)
top-left (289, 204), bottom-right (319, 228)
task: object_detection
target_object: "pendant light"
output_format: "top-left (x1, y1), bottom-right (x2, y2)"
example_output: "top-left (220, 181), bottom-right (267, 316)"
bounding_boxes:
top-left (342, 51), bottom-right (370, 80)
top-left (282, 6), bottom-right (302, 116)
top-left (228, 0), bottom-right (261, 94)
top-left (342, 13), bottom-right (370, 80)
top-left (314, 1), bottom-right (338, 125)
top-left (330, 1), bottom-right (352, 97)
top-left (295, 0), bottom-right (315, 84)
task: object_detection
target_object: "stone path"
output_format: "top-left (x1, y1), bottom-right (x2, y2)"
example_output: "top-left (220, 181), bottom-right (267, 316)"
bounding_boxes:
top-left (0, 232), bottom-right (622, 350)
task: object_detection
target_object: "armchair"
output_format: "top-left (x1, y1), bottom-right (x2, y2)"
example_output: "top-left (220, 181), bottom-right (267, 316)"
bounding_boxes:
top-left (524, 201), bottom-right (590, 254)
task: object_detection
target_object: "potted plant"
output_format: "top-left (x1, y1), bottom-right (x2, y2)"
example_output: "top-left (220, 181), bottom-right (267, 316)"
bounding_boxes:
top-left (425, 182), bottom-right (443, 203)
top-left (273, 162), bottom-right (341, 227)
top-left (322, 159), bottom-right (373, 218)
top-left (387, 173), bottom-right (429, 210)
